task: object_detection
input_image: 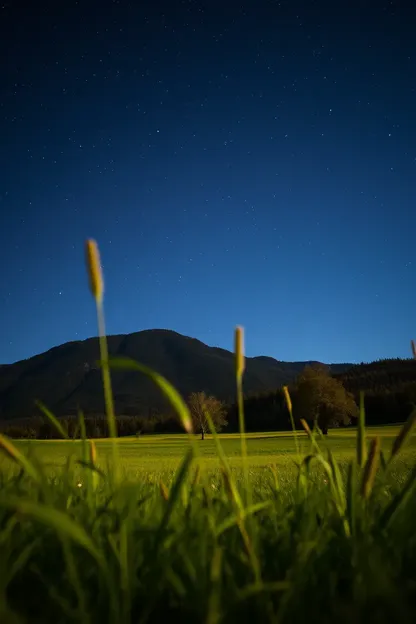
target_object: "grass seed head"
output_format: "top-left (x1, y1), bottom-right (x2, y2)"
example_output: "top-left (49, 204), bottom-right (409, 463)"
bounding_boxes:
top-left (235, 326), bottom-right (245, 378)
top-left (300, 418), bottom-right (312, 438)
top-left (0, 434), bottom-right (20, 463)
top-left (160, 481), bottom-right (169, 501)
top-left (89, 439), bottom-right (97, 465)
top-left (283, 386), bottom-right (293, 415)
top-left (411, 340), bottom-right (416, 359)
top-left (391, 408), bottom-right (416, 460)
top-left (85, 239), bottom-right (104, 304)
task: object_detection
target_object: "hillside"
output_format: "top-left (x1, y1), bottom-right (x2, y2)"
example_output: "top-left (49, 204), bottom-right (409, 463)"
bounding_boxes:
top-left (0, 329), bottom-right (351, 421)
top-left (334, 358), bottom-right (416, 392)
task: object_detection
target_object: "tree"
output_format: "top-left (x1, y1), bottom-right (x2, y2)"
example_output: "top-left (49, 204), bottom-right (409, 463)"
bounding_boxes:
top-left (188, 392), bottom-right (228, 440)
top-left (294, 365), bottom-right (358, 434)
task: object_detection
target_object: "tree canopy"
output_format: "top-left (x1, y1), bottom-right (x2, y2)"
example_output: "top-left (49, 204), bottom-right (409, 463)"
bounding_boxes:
top-left (294, 365), bottom-right (358, 434)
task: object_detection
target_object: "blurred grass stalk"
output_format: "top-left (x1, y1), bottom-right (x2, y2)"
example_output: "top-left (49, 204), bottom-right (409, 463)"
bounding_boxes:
top-left (85, 239), bottom-right (120, 485)
top-left (235, 326), bottom-right (251, 506)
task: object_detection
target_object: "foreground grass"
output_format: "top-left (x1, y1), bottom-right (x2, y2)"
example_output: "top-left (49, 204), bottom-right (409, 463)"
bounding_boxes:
top-left (1, 426), bottom-right (416, 623)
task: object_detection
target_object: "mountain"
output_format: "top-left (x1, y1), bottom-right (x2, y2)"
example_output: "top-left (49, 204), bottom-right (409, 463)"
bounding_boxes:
top-left (0, 329), bottom-right (352, 421)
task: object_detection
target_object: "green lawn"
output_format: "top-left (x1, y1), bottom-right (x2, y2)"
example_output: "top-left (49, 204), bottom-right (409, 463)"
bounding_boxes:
top-left (4, 425), bottom-right (415, 488)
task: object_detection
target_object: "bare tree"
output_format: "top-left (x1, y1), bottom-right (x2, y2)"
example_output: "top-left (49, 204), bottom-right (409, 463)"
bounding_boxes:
top-left (188, 392), bottom-right (228, 440)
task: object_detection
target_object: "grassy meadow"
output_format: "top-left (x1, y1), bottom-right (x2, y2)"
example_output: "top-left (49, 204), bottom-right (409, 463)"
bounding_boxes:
top-left (3, 426), bottom-right (416, 487)
top-left (1, 240), bottom-right (416, 623)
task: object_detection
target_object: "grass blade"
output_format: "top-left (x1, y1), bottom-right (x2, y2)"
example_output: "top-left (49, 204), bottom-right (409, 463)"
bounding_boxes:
top-left (357, 391), bottom-right (366, 467)
top-left (360, 437), bottom-right (380, 499)
top-left (85, 239), bottom-right (120, 484)
top-left (108, 357), bottom-right (193, 436)
top-left (300, 418), bottom-right (320, 454)
top-left (205, 409), bottom-right (243, 512)
top-left (235, 326), bottom-right (251, 506)
top-left (379, 464), bottom-right (416, 529)
top-left (159, 480), bottom-right (169, 501)
top-left (237, 581), bottom-right (290, 601)
top-left (78, 408), bottom-right (87, 441)
top-left (346, 459), bottom-right (357, 536)
top-left (0, 498), bottom-right (105, 568)
top-left (35, 401), bottom-right (69, 439)
top-left (216, 501), bottom-right (272, 537)
top-left (327, 449), bottom-right (346, 511)
top-left (379, 449), bottom-right (387, 472)
top-left (96, 302), bottom-right (120, 484)
top-left (206, 548), bottom-right (223, 624)
top-left (6, 537), bottom-right (42, 586)
top-left (390, 406), bottom-right (416, 461)
top-left (0, 434), bottom-right (42, 484)
top-left (155, 448), bottom-right (194, 546)
top-left (76, 459), bottom-right (105, 480)
top-left (283, 386), bottom-right (300, 459)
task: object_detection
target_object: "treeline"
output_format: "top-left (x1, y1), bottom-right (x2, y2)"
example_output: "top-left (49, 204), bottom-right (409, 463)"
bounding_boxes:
top-left (227, 359), bottom-right (416, 432)
top-left (335, 358), bottom-right (416, 425)
top-left (335, 357), bottom-right (416, 388)
top-left (1, 358), bottom-right (416, 439)
top-left (0, 396), bottom-right (290, 439)
top-left (0, 413), bottom-right (184, 440)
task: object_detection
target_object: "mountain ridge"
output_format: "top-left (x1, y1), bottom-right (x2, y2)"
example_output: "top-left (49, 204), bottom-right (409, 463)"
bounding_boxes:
top-left (0, 329), bottom-right (353, 421)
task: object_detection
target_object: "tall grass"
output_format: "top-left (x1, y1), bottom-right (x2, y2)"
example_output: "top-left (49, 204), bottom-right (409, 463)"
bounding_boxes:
top-left (0, 240), bottom-right (416, 623)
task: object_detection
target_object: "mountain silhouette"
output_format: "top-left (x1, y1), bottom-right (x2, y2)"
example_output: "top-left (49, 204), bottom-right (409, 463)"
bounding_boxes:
top-left (0, 329), bottom-right (352, 421)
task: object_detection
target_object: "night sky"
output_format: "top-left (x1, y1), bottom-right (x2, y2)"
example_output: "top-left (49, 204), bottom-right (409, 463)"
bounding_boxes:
top-left (0, 0), bottom-right (415, 366)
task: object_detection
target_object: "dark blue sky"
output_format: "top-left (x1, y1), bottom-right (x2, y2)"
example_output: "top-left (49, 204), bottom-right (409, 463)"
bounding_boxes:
top-left (0, 0), bottom-right (415, 365)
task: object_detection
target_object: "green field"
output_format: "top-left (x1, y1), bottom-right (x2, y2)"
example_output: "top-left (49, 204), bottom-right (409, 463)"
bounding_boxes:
top-left (4, 425), bottom-right (415, 488)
